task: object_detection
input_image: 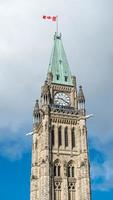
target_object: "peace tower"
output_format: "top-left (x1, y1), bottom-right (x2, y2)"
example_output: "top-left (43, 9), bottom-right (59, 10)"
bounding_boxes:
top-left (30, 33), bottom-right (91, 200)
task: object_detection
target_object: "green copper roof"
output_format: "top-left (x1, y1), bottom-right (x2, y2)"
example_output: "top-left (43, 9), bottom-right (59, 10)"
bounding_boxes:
top-left (48, 33), bottom-right (73, 85)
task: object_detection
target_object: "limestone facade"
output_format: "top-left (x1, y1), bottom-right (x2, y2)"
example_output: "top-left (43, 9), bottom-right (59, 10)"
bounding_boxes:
top-left (30, 74), bottom-right (91, 200)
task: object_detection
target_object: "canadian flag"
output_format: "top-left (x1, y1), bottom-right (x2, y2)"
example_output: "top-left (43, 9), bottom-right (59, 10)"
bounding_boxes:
top-left (43, 16), bottom-right (57, 22)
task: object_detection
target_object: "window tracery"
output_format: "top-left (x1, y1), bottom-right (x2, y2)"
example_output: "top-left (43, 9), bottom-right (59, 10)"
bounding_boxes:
top-left (67, 161), bottom-right (75, 178)
top-left (67, 161), bottom-right (76, 200)
top-left (68, 182), bottom-right (75, 200)
top-left (54, 160), bottom-right (62, 200)
top-left (54, 160), bottom-right (61, 177)
top-left (54, 181), bottom-right (61, 200)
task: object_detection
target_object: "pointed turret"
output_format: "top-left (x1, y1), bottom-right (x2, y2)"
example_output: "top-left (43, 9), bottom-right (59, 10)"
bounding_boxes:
top-left (78, 85), bottom-right (85, 111)
top-left (78, 86), bottom-right (85, 103)
top-left (47, 33), bottom-right (73, 86)
top-left (33, 99), bottom-right (39, 123)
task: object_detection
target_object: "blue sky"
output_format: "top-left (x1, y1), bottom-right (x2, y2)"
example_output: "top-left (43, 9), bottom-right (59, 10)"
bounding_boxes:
top-left (0, 0), bottom-right (113, 199)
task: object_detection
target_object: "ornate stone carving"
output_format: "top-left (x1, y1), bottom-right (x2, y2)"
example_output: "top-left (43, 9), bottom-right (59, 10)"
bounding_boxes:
top-left (63, 160), bottom-right (67, 176)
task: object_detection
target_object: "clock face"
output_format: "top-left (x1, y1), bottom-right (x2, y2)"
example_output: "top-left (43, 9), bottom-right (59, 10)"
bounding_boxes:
top-left (54, 92), bottom-right (70, 106)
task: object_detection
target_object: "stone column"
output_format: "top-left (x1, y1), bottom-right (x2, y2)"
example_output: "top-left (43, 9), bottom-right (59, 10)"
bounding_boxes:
top-left (62, 161), bottom-right (68, 200)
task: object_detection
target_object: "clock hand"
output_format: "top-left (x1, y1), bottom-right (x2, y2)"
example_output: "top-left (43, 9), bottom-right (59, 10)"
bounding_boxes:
top-left (57, 97), bottom-right (69, 104)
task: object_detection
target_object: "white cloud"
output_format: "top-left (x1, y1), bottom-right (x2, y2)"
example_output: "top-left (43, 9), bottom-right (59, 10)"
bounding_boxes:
top-left (90, 137), bottom-right (113, 191)
top-left (91, 159), bottom-right (113, 191)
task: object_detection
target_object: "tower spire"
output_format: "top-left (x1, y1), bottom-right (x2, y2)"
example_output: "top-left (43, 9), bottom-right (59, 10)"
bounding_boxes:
top-left (48, 33), bottom-right (73, 86)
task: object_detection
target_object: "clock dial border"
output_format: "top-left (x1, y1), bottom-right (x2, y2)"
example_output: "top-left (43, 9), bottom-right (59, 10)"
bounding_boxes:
top-left (54, 92), bottom-right (70, 106)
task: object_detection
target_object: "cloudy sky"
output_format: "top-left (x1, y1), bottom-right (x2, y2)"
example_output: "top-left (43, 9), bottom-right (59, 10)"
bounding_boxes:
top-left (0, 0), bottom-right (113, 199)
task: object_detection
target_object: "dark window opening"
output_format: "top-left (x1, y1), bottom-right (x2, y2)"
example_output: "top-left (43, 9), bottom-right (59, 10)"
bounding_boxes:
top-left (65, 127), bottom-right (68, 147)
top-left (51, 126), bottom-right (54, 146)
top-left (68, 166), bottom-right (71, 177)
top-left (58, 126), bottom-right (62, 146)
top-left (56, 74), bottom-right (60, 80)
top-left (54, 166), bottom-right (56, 176)
top-left (64, 76), bottom-right (68, 82)
top-left (58, 166), bottom-right (61, 176)
top-left (72, 167), bottom-right (74, 177)
top-left (71, 128), bottom-right (75, 148)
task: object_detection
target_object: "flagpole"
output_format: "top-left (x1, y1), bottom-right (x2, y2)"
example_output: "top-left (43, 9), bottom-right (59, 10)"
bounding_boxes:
top-left (56, 16), bottom-right (58, 35)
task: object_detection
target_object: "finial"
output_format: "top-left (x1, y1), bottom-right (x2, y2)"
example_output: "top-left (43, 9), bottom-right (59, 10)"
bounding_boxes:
top-left (47, 72), bottom-right (53, 84)
top-left (54, 32), bottom-right (61, 40)
top-left (78, 85), bottom-right (85, 103)
top-left (33, 99), bottom-right (39, 113)
top-left (35, 99), bottom-right (39, 108)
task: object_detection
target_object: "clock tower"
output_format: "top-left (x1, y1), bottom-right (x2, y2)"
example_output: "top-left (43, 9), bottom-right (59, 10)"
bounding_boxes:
top-left (30, 33), bottom-right (91, 200)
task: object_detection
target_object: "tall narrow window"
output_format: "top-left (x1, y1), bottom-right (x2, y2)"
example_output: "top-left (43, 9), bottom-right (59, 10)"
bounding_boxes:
top-left (56, 74), bottom-right (60, 80)
top-left (72, 167), bottom-right (74, 177)
top-left (65, 127), bottom-right (68, 147)
top-left (58, 126), bottom-right (62, 146)
top-left (54, 160), bottom-right (62, 200)
top-left (54, 165), bottom-right (57, 176)
top-left (68, 161), bottom-right (75, 200)
top-left (64, 76), bottom-right (68, 82)
top-left (68, 166), bottom-right (71, 177)
top-left (58, 166), bottom-right (61, 177)
top-left (68, 161), bottom-right (75, 178)
top-left (54, 160), bottom-right (61, 177)
top-left (71, 128), bottom-right (75, 148)
top-left (51, 125), bottom-right (55, 146)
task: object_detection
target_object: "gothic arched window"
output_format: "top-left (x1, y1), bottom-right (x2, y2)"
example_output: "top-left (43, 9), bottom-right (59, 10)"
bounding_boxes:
top-left (65, 127), bottom-right (68, 147)
top-left (68, 161), bottom-right (75, 200)
top-left (54, 160), bottom-right (61, 177)
top-left (54, 160), bottom-right (62, 200)
top-left (71, 128), bottom-right (75, 148)
top-left (58, 126), bottom-right (62, 147)
top-left (67, 161), bottom-right (75, 178)
top-left (51, 125), bottom-right (55, 146)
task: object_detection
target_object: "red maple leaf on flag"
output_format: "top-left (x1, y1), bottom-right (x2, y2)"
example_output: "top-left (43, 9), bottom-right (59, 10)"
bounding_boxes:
top-left (42, 15), bottom-right (57, 22)
top-left (52, 16), bottom-right (57, 21)
top-left (43, 16), bottom-right (46, 19)
top-left (47, 16), bottom-right (51, 19)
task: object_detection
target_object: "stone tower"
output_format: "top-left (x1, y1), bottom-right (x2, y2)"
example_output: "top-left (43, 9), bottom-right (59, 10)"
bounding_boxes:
top-left (30, 33), bottom-right (91, 200)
